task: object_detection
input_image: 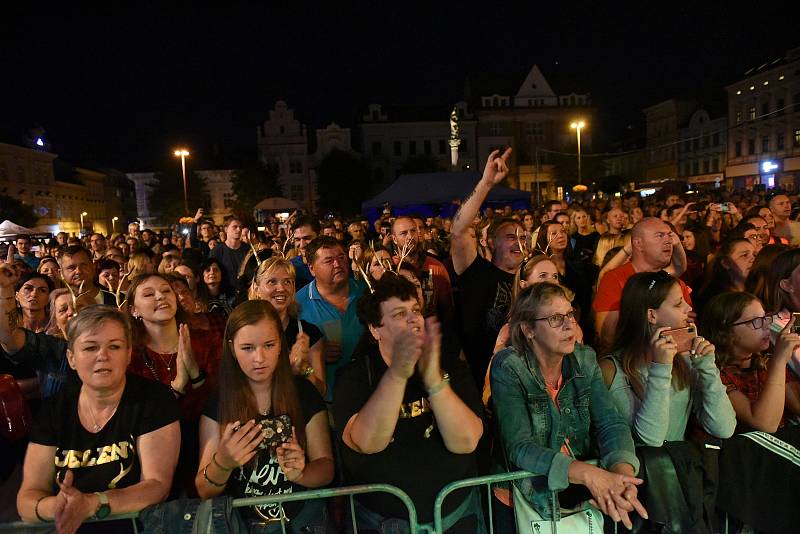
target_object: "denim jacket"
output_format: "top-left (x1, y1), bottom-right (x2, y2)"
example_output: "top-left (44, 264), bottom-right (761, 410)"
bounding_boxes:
top-left (491, 343), bottom-right (639, 520)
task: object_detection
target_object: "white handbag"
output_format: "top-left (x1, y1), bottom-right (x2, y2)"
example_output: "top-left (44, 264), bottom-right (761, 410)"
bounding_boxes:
top-left (511, 483), bottom-right (603, 534)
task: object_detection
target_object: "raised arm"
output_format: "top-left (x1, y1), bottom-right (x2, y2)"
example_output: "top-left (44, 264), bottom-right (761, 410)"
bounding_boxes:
top-left (0, 257), bottom-right (25, 354)
top-left (343, 334), bottom-right (421, 454)
top-left (450, 148), bottom-right (512, 275)
top-left (665, 231), bottom-right (687, 277)
top-left (417, 317), bottom-right (482, 454)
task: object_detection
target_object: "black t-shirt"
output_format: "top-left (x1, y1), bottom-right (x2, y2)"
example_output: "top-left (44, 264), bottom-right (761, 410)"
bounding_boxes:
top-left (202, 377), bottom-right (326, 521)
top-left (284, 318), bottom-right (323, 350)
top-left (29, 374), bottom-right (179, 493)
top-left (455, 255), bottom-right (514, 385)
top-left (209, 243), bottom-right (248, 292)
top-left (333, 348), bottom-right (482, 522)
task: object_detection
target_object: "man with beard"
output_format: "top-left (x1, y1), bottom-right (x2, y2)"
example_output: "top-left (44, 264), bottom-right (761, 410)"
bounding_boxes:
top-left (450, 148), bottom-right (523, 386)
top-left (296, 236), bottom-right (367, 399)
top-left (58, 245), bottom-right (116, 306)
top-left (593, 217), bottom-right (690, 349)
top-left (391, 216), bottom-right (454, 321)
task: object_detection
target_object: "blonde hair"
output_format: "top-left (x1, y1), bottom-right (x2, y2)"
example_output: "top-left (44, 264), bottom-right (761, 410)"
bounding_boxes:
top-left (248, 257), bottom-right (299, 317)
top-left (593, 233), bottom-right (626, 267)
top-left (127, 252), bottom-right (153, 279)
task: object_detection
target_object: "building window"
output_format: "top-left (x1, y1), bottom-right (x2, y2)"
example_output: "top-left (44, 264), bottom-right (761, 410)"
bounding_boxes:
top-left (794, 129), bottom-right (800, 147)
top-left (703, 160), bottom-right (710, 173)
top-left (778, 133), bottom-right (785, 150)
top-left (762, 102), bottom-right (770, 117)
top-left (290, 185), bottom-right (304, 201)
top-left (490, 122), bottom-right (502, 135)
top-left (371, 142), bottom-right (382, 156)
top-left (777, 98), bottom-right (785, 114)
top-left (736, 111), bottom-right (742, 124)
top-left (424, 140), bottom-right (431, 155)
top-left (692, 161), bottom-right (699, 175)
top-left (762, 136), bottom-right (769, 152)
top-left (409, 141), bottom-right (416, 155)
top-left (735, 141), bottom-right (742, 157)
top-left (712, 158), bottom-right (719, 172)
top-left (713, 132), bottom-right (720, 146)
top-left (749, 106), bottom-right (756, 120)
top-left (394, 141), bottom-right (402, 156)
top-left (289, 161), bottom-right (303, 174)
top-left (794, 93), bottom-right (800, 112)
top-left (748, 139), bottom-right (755, 154)
top-left (703, 135), bottom-right (709, 148)
top-left (684, 140), bottom-right (691, 152)
top-left (438, 140), bottom-right (446, 155)
top-left (371, 110), bottom-right (379, 121)
top-left (692, 138), bottom-right (699, 150)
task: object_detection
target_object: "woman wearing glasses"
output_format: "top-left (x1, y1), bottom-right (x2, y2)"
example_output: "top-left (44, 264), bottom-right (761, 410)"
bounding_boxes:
top-left (492, 282), bottom-right (645, 531)
top-left (600, 271), bottom-right (736, 446)
top-left (701, 292), bottom-right (800, 432)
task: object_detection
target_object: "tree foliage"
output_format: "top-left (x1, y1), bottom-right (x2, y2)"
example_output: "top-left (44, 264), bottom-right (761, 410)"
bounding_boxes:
top-left (317, 149), bottom-right (370, 215)
top-left (147, 170), bottom-right (210, 224)
top-left (230, 162), bottom-right (282, 216)
top-left (0, 194), bottom-right (39, 227)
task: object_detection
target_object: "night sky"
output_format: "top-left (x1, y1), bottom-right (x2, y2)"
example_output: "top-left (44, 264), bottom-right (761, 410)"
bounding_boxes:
top-left (2, 4), bottom-right (797, 172)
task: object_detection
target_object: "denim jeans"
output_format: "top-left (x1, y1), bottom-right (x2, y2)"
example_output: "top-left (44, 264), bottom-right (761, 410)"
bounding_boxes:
top-left (346, 489), bottom-right (485, 534)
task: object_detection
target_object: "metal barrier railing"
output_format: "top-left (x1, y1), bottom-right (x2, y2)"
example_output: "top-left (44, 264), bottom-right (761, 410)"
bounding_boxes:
top-left (433, 470), bottom-right (619, 534)
top-left (0, 482), bottom-right (420, 534)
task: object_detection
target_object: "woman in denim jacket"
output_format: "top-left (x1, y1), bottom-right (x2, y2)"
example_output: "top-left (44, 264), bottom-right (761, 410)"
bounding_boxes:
top-left (491, 282), bottom-right (647, 531)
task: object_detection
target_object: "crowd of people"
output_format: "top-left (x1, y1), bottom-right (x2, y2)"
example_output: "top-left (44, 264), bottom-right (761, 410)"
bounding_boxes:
top-left (1, 147), bottom-right (800, 533)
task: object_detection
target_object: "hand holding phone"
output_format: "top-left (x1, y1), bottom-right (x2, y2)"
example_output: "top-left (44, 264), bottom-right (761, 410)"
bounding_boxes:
top-left (660, 325), bottom-right (697, 354)
top-left (258, 415), bottom-right (292, 455)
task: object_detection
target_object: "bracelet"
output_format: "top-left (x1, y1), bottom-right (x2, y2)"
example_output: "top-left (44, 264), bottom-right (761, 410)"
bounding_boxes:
top-left (426, 372), bottom-right (450, 397)
top-left (34, 496), bottom-right (47, 522)
top-left (190, 369), bottom-right (206, 385)
top-left (301, 365), bottom-right (315, 378)
top-left (212, 452), bottom-right (234, 472)
top-left (203, 464), bottom-right (227, 487)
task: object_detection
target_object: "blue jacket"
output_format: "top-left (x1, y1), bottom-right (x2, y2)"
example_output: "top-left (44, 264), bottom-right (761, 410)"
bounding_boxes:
top-left (491, 343), bottom-right (639, 520)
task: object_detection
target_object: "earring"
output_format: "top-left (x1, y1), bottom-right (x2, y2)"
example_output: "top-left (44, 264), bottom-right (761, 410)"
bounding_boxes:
top-left (527, 334), bottom-right (535, 340)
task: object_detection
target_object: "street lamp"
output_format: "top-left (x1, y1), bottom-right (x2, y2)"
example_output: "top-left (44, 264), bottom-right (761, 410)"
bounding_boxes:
top-left (173, 148), bottom-right (191, 215)
top-left (112, 216), bottom-right (119, 234)
top-left (570, 121), bottom-right (587, 193)
top-left (80, 212), bottom-right (88, 236)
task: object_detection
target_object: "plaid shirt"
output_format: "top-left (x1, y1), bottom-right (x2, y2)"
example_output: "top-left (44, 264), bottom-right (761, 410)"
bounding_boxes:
top-left (719, 363), bottom-right (798, 429)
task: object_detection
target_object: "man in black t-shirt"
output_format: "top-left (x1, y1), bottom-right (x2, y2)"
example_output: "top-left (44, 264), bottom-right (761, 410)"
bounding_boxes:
top-left (450, 148), bottom-right (522, 386)
top-left (209, 216), bottom-right (247, 291)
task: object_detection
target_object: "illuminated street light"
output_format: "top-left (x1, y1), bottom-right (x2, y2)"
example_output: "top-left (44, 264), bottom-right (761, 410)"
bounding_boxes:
top-left (80, 211), bottom-right (88, 236)
top-left (112, 216), bottom-right (119, 233)
top-left (570, 121), bottom-right (586, 193)
top-left (173, 148), bottom-right (191, 215)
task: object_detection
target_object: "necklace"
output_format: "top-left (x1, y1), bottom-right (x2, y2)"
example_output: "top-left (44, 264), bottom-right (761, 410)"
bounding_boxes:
top-left (82, 396), bottom-right (120, 433)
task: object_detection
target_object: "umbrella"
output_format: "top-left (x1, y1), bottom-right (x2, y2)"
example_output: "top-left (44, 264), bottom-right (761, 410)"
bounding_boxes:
top-left (0, 220), bottom-right (35, 238)
top-left (254, 197), bottom-right (300, 211)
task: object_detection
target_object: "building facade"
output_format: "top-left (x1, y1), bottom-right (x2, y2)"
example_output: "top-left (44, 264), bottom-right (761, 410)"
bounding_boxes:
top-left (643, 99), bottom-right (697, 182)
top-left (257, 101), bottom-right (317, 211)
top-left (357, 101), bottom-right (479, 190)
top-left (0, 142), bottom-right (135, 236)
top-left (475, 64), bottom-right (593, 201)
top-left (725, 47), bottom-right (800, 191)
top-left (677, 109), bottom-right (727, 189)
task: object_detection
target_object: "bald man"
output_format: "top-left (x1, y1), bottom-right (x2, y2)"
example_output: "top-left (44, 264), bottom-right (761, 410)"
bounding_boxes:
top-left (593, 217), bottom-right (690, 349)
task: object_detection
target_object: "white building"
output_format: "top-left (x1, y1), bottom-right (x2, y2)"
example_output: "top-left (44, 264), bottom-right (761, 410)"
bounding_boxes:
top-left (257, 101), bottom-right (316, 211)
top-left (678, 108), bottom-right (727, 189)
top-left (725, 46), bottom-right (800, 191)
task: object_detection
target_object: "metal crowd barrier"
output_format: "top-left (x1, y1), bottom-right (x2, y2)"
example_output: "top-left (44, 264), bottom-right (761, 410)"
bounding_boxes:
top-left (0, 482), bottom-right (420, 534)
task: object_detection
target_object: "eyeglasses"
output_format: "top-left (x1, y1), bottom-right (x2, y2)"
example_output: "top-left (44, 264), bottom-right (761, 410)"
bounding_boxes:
top-left (731, 315), bottom-right (774, 329)
top-left (532, 309), bottom-right (578, 328)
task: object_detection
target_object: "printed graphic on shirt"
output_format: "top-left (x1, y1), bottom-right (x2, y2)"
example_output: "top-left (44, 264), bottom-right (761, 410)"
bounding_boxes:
top-left (237, 454), bottom-right (293, 520)
top-left (486, 280), bottom-right (513, 331)
top-left (54, 435), bottom-right (136, 489)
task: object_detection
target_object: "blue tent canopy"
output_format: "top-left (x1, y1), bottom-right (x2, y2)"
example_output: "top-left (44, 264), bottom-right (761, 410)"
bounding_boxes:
top-left (361, 171), bottom-right (531, 220)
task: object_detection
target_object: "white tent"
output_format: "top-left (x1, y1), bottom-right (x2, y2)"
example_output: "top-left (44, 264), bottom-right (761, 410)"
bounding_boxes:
top-left (0, 220), bottom-right (35, 238)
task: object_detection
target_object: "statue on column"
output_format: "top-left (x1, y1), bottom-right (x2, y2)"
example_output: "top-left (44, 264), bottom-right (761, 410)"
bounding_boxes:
top-left (449, 106), bottom-right (461, 169)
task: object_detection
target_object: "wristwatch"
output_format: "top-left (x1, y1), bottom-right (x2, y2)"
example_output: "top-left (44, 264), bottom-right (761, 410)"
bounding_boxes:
top-left (93, 492), bottom-right (111, 519)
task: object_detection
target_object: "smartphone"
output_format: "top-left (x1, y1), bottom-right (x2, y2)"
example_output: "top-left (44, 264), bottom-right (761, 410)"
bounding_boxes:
top-left (258, 414), bottom-right (292, 453)
top-left (719, 202), bottom-right (731, 213)
top-left (660, 325), bottom-right (697, 353)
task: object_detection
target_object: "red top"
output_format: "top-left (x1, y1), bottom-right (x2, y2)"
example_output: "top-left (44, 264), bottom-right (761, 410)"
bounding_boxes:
top-left (127, 327), bottom-right (221, 421)
top-left (719, 364), bottom-right (798, 430)
top-left (593, 262), bottom-right (693, 313)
